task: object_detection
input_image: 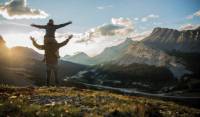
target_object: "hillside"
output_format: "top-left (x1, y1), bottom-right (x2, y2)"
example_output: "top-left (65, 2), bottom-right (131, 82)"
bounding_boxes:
top-left (0, 57), bottom-right (86, 86)
top-left (143, 27), bottom-right (200, 52)
top-left (113, 42), bottom-right (191, 78)
top-left (10, 46), bottom-right (43, 60)
top-left (63, 36), bottom-right (191, 78)
top-left (62, 38), bottom-right (135, 65)
top-left (92, 38), bottom-right (134, 65)
top-left (63, 52), bottom-right (92, 65)
top-left (0, 37), bottom-right (86, 86)
top-left (0, 85), bottom-right (199, 117)
top-left (64, 42), bottom-right (192, 92)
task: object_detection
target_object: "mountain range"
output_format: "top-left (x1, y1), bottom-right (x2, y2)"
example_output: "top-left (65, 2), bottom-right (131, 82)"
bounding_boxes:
top-left (63, 52), bottom-right (92, 65)
top-left (63, 27), bottom-right (200, 92)
top-left (112, 42), bottom-right (191, 78)
top-left (0, 27), bottom-right (200, 93)
top-left (62, 38), bottom-right (134, 65)
top-left (63, 27), bottom-right (200, 66)
top-left (143, 27), bottom-right (200, 52)
top-left (63, 27), bottom-right (199, 79)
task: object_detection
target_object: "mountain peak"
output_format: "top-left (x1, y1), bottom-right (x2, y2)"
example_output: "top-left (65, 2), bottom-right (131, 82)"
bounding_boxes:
top-left (144, 26), bottom-right (200, 53)
top-left (124, 37), bottom-right (133, 44)
top-left (10, 46), bottom-right (43, 60)
top-left (152, 27), bottom-right (163, 33)
top-left (62, 52), bottom-right (92, 65)
top-left (116, 37), bottom-right (134, 48)
top-left (0, 35), bottom-right (6, 46)
top-left (152, 27), bottom-right (178, 34)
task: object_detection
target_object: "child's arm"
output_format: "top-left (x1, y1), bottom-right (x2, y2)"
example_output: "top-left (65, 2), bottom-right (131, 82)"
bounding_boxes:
top-left (55, 21), bottom-right (72, 29)
top-left (31, 24), bottom-right (46, 29)
top-left (30, 36), bottom-right (45, 50)
top-left (58, 35), bottom-right (73, 47)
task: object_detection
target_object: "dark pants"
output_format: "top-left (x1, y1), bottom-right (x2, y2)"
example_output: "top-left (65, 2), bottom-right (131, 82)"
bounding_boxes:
top-left (46, 64), bottom-right (59, 86)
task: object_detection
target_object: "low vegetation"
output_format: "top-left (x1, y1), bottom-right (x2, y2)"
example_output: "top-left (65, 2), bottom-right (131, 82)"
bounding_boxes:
top-left (0, 85), bottom-right (199, 117)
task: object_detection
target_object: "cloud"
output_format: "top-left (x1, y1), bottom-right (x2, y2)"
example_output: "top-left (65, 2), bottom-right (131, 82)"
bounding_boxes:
top-left (1, 20), bottom-right (29, 27)
top-left (91, 24), bottom-right (133, 37)
top-left (187, 10), bottom-right (200, 19)
top-left (0, 0), bottom-right (48, 19)
top-left (134, 17), bottom-right (139, 21)
top-left (141, 14), bottom-right (159, 22)
top-left (153, 22), bottom-right (163, 26)
top-left (75, 17), bottom-right (134, 43)
top-left (179, 23), bottom-right (199, 31)
top-left (131, 30), bottom-right (151, 41)
top-left (111, 17), bottom-right (133, 27)
top-left (0, 20), bottom-right (33, 34)
top-left (97, 5), bottom-right (113, 10)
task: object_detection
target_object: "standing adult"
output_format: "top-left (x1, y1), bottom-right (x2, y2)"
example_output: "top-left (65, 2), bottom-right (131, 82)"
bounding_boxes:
top-left (30, 35), bottom-right (73, 86)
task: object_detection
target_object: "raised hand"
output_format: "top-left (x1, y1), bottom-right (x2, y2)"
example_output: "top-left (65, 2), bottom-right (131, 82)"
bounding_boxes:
top-left (68, 35), bottom-right (73, 40)
top-left (30, 36), bottom-right (35, 42)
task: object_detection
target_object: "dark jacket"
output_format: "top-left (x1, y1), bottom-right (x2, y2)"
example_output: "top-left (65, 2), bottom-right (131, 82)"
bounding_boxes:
top-left (32, 39), bottom-right (70, 65)
top-left (31, 22), bottom-right (71, 38)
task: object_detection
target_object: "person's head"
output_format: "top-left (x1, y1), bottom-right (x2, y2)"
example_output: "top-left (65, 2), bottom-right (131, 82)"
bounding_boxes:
top-left (48, 19), bottom-right (54, 25)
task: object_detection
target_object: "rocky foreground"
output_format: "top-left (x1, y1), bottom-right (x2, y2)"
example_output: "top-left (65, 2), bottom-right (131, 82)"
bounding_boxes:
top-left (0, 85), bottom-right (199, 117)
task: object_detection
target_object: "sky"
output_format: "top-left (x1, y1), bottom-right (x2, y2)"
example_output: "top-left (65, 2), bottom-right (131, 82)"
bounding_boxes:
top-left (0, 0), bottom-right (200, 57)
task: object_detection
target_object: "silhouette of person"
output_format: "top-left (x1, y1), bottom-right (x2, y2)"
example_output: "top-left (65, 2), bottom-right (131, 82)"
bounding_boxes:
top-left (31, 19), bottom-right (72, 38)
top-left (30, 35), bottom-right (73, 86)
top-left (31, 19), bottom-right (72, 60)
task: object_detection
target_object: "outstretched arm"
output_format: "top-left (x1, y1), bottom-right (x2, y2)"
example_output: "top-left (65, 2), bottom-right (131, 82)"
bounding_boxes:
top-left (31, 24), bottom-right (46, 29)
top-left (58, 35), bottom-right (73, 48)
top-left (55, 21), bottom-right (72, 29)
top-left (30, 37), bottom-right (45, 50)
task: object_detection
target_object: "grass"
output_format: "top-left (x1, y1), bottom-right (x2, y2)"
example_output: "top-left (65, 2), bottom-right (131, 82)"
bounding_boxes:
top-left (0, 85), bottom-right (199, 117)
